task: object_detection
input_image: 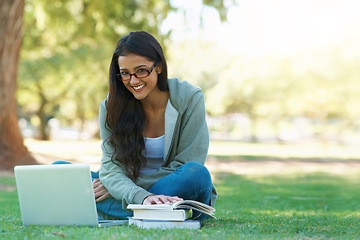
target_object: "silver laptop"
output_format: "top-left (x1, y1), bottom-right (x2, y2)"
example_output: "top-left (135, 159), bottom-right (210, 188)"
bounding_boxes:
top-left (14, 164), bottom-right (127, 227)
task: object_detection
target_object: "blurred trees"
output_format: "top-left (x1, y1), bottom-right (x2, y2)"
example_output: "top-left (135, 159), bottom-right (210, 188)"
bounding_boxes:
top-left (168, 38), bottom-right (360, 143)
top-left (14, 0), bottom-right (360, 145)
top-left (17, 0), bottom-right (230, 140)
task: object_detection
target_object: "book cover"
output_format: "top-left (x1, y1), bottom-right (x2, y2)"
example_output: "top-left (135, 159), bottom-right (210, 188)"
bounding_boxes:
top-left (128, 217), bottom-right (200, 230)
top-left (133, 209), bottom-right (192, 221)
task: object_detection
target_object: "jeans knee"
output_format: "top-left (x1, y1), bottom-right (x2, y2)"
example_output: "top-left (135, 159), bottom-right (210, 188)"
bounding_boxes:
top-left (52, 161), bottom-right (71, 165)
top-left (179, 162), bottom-right (212, 187)
top-left (183, 162), bottom-right (210, 178)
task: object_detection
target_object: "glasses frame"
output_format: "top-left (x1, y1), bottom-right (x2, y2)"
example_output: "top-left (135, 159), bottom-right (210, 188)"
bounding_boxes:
top-left (116, 63), bottom-right (157, 81)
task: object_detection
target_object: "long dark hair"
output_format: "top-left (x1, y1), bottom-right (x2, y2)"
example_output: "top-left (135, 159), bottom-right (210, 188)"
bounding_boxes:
top-left (105, 31), bottom-right (168, 180)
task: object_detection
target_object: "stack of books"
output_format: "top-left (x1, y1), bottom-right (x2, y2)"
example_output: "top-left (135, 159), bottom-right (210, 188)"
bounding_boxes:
top-left (127, 200), bottom-right (215, 230)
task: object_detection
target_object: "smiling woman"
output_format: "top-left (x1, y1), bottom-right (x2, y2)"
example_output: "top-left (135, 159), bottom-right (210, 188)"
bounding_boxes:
top-left (91, 31), bottom-right (217, 220)
top-left (117, 54), bottom-right (163, 101)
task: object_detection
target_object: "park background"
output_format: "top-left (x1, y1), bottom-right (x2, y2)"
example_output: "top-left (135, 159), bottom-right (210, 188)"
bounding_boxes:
top-left (15, 0), bottom-right (360, 145)
top-left (1, 0), bottom-right (360, 239)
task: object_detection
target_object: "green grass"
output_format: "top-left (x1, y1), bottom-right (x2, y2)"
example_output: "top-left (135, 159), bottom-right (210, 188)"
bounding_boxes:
top-left (1, 171), bottom-right (359, 239)
top-left (4, 139), bottom-right (360, 239)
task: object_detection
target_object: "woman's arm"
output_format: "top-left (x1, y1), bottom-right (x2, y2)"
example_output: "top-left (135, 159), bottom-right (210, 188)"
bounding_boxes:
top-left (98, 100), bottom-right (153, 205)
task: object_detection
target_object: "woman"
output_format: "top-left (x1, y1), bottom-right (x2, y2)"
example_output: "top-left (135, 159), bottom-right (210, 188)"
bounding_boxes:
top-left (94, 31), bottom-right (216, 220)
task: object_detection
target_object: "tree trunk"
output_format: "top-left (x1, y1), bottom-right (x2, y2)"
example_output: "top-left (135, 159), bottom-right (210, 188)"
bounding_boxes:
top-left (37, 102), bottom-right (49, 140)
top-left (0, 0), bottom-right (37, 170)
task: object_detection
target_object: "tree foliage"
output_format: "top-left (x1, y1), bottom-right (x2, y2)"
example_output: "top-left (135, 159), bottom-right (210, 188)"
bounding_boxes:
top-left (167, 37), bottom-right (360, 142)
top-left (18, 0), bottom-right (360, 144)
top-left (18, 0), bottom-right (230, 140)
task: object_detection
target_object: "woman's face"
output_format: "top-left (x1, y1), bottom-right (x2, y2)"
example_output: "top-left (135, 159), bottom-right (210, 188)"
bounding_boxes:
top-left (118, 53), bottom-right (161, 101)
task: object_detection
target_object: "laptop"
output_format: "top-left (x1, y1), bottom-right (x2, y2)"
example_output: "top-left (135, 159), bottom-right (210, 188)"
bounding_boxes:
top-left (14, 164), bottom-right (127, 227)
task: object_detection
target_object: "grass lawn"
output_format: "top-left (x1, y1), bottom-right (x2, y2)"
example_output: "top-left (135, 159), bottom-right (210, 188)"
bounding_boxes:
top-left (1, 140), bottom-right (360, 239)
top-left (1, 171), bottom-right (360, 239)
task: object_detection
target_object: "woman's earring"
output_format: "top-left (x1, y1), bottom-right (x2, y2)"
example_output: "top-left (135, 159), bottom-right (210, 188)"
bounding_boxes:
top-left (157, 66), bottom-right (162, 74)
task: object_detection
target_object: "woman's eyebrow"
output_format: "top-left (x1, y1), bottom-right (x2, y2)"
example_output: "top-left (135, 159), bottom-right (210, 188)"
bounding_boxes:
top-left (135, 64), bottom-right (147, 69)
top-left (119, 64), bottom-right (147, 70)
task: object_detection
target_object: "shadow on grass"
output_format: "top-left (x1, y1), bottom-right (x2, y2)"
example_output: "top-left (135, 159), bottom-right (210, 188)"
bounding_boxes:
top-left (208, 154), bottom-right (360, 162)
top-left (206, 171), bottom-right (360, 236)
top-left (213, 171), bottom-right (360, 212)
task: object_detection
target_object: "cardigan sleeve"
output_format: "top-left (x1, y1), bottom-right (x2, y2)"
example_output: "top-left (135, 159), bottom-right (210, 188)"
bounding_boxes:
top-left (98, 100), bottom-right (153, 206)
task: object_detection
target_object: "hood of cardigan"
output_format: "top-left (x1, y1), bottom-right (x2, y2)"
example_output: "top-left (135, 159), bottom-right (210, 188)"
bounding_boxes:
top-left (167, 78), bottom-right (202, 114)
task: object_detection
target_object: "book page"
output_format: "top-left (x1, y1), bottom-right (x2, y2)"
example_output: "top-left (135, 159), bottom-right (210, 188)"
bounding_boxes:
top-left (127, 204), bottom-right (173, 210)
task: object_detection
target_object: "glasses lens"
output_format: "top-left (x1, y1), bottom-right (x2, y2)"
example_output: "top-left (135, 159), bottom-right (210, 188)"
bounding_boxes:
top-left (117, 64), bottom-right (155, 81)
top-left (121, 74), bottom-right (131, 81)
top-left (136, 71), bottom-right (149, 78)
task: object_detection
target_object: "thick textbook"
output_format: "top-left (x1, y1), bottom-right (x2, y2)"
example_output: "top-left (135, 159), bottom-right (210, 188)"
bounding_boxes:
top-left (132, 209), bottom-right (192, 221)
top-left (128, 217), bottom-right (200, 230)
top-left (127, 200), bottom-right (216, 219)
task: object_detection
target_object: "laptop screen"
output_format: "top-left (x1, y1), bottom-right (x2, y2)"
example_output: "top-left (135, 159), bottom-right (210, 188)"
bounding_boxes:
top-left (14, 164), bottom-right (99, 226)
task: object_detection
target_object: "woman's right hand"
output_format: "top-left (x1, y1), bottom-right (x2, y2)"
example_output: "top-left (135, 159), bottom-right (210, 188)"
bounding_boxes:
top-left (93, 179), bottom-right (112, 203)
top-left (143, 194), bottom-right (183, 205)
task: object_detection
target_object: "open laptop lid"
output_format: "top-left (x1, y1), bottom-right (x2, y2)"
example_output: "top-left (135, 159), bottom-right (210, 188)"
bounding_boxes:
top-left (14, 164), bottom-right (99, 226)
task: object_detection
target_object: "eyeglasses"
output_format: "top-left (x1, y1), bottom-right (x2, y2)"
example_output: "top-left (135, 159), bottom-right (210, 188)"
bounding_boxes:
top-left (116, 64), bottom-right (157, 81)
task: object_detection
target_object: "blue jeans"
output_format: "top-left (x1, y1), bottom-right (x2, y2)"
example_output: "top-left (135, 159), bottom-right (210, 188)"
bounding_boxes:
top-left (52, 161), bottom-right (213, 220)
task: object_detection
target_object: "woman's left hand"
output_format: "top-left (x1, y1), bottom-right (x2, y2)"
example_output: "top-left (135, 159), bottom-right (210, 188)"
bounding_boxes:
top-left (93, 179), bottom-right (112, 203)
top-left (143, 194), bottom-right (183, 205)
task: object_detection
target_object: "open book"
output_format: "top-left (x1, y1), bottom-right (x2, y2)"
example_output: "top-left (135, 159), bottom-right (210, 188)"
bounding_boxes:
top-left (127, 200), bottom-right (216, 219)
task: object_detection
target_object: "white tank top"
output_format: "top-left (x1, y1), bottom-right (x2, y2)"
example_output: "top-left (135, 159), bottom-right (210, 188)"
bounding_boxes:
top-left (139, 135), bottom-right (165, 176)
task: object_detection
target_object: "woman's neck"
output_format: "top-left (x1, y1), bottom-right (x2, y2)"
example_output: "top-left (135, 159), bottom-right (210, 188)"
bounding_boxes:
top-left (141, 90), bottom-right (169, 138)
top-left (141, 90), bottom-right (169, 112)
